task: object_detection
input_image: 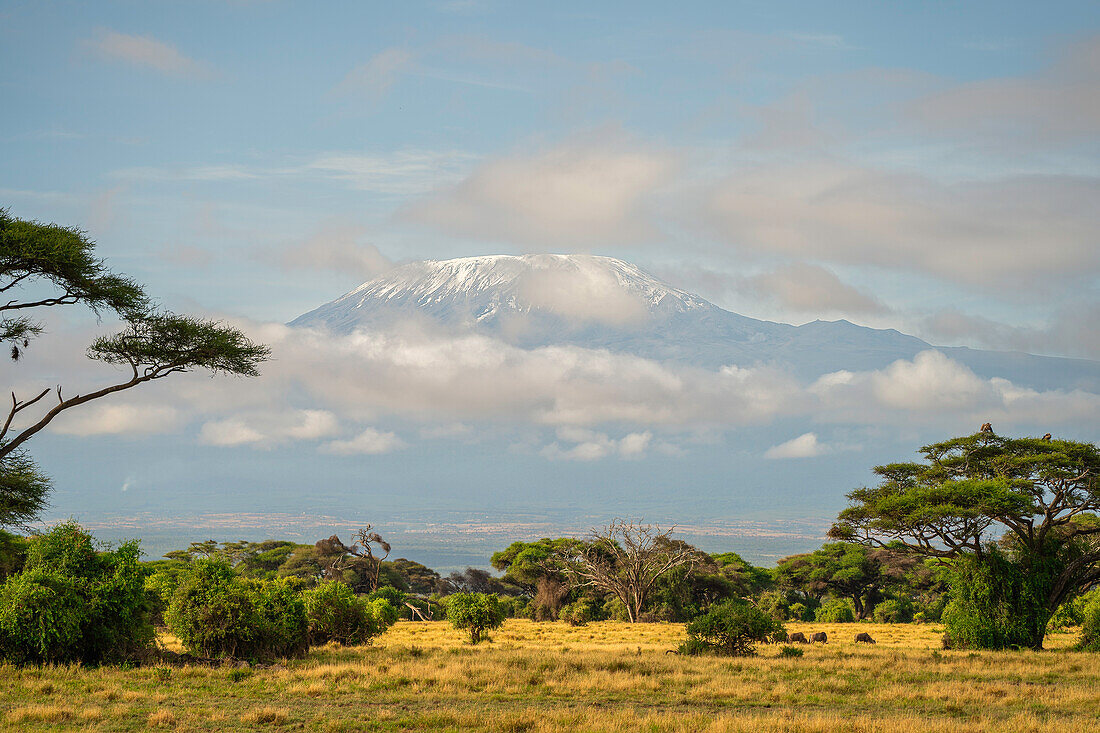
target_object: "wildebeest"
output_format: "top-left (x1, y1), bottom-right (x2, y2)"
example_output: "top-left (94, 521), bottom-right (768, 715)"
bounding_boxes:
top-left (810, 631), bottom-right (828, 644)
top-left (788, 631), bottom-right (808, 644)
top-left (854, 632), bottom-right (876, 644)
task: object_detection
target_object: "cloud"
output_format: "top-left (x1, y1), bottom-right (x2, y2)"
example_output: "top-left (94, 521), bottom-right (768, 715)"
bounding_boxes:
top-left (920, 301), bottom-right (1100, 361)
top-left (516, 263), bottom-right (649, 326)
top-left (273, 224), bottom-right (395, 280)
top-left (810, 350), bottom-right (1100, 427)
top-left (765, 432), bottom-right (825, 459)
top-left (86, 30), bottom-right (209, 77)
top-left (702, 159), bottom-right (1100, 292)
top-left (321, 428), bottom-right (406, 455)
top-left (403, 137), bottom-right (676, 248)
top-left (197, 410), bottom-right (340, 448)
top-left (870, 350), bottom-right (990, 411)
top-left (335, 48), bottom-right (415, 101)
top-left (199, 418), bottom-right (265, 447)
top-left (51, 403), bottom-right (180, 436)
top-left (305, 150), bottom-right (477, 195)
top-left (740, 264), bottom-right (889, 316)
top-left (541, 427), bottom-right (653, 461)
top-left (907, 34), bottom-right (1100, 145)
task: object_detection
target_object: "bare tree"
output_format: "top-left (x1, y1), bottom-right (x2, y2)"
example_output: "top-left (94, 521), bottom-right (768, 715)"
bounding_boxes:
top-left (558, 519), bottom-right (700, 622)
top-left (316, 526), bottom-right (391, 592)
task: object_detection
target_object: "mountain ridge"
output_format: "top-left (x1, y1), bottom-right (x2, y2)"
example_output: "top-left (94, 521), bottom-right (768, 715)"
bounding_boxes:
top-left (291, 254), bottom-right (1100, 392)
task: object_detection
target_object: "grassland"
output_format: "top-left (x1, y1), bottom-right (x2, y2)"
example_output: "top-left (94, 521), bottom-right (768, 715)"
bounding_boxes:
top-left (1, 620), bottom-right (1096, 732)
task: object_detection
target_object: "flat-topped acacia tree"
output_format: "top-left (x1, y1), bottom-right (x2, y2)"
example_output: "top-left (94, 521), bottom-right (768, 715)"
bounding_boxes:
top-left (829, 430), bottom-right (1100, 649)
top-left (0, 209), bottom-right (269, 525)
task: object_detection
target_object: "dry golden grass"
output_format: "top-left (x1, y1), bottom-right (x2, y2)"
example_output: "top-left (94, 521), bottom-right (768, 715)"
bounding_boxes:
top-left (0, 620), bottom-right (1095, 731)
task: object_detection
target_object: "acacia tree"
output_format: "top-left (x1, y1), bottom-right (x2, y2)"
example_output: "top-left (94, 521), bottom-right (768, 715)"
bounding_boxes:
top-left (775, 543), bottom-right (887, 619)
top-left (1, 210), bottom-right (269, 524)
top-left (557, 519), bottom-right (700, 622)
top-left (316, 527), bottom-right (391, 593)
top-left (830, 431), bottom-right (1100, 649)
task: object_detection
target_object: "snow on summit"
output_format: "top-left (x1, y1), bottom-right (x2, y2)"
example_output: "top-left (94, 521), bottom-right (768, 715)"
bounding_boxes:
top-left (290, 253), bottom-right (1100, 392)
top-left (292, 254), bottom-right (712, 334)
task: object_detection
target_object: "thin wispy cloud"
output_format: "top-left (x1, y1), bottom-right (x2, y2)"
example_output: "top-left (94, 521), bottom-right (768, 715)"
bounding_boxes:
top-left (86, 30), bottom-right (210, 77)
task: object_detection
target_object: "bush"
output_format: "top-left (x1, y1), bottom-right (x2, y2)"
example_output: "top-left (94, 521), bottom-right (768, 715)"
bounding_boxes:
top-left (678, 600), bottom-right (783, 657)
top-left (166, 559), bottom-right (307, 661)
top-left (248, 579), bottom-right (308, 659)
top-left (1077, 598), bottom-right (1100, 651)
top-left (756, 591), bottom-right (790, 621)
top-left (788, 602), bottom-right (809, 621)
top-left (303, 581), bottom-right (396, 646)
top-left (941, 549), bottom-right (1054, 650)
top-left (0, 522), bottom-right (153, 665)
top-left (446, 592), bottom-right (506, 644)
top-left (778, 645), bottom-right (804, 658)
top-left (815, 599), bottom-right (855, 623)
top-left (873, 598), bottom-right (914, 624)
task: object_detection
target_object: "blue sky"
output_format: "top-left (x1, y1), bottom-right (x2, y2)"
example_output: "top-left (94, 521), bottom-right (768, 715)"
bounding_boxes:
top-left (2, 1), bottom-right (1099, 562)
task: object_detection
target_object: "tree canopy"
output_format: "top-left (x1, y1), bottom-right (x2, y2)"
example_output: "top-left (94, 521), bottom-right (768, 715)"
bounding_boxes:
top-left (0, 209), bottom-right (270, 525)
top-left (830, 430), bottom-right (1100, 647)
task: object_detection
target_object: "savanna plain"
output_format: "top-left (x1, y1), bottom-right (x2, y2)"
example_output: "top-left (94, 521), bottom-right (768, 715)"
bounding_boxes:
top-left (3, 620), bottom-right (1095, 732)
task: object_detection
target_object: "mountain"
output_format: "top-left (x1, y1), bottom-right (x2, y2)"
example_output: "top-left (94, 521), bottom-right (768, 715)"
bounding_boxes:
top-left (291, 254), bottom-right (1100, 391)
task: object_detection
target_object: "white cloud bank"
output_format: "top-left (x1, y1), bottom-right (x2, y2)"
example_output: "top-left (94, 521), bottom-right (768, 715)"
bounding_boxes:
top-left (22, 312), bottom-right (1100, 461)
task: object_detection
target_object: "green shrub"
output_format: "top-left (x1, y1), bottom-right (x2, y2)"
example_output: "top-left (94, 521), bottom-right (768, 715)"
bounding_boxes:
top-left (1051, 589), bottom-right (1099, 629)
top-left (1077, 598), bottom-right (1100, 651)
top-left (248, 579), bottom-right (308, 658)
top-left (0, 522), bottom-right (153, 665)
top-left (446, 592), bottom-right (506, 644)
top-left (778, 645), bottom-right (804, 658)
top-left (788, 602), bottom-right (809, 621)
top-left (814, 599), bottom-right (855, 623)
top-left (366, 585), bottom-right (406, 608)
top-left (756, 591), bottom-right (790, 621)
top-left (302, 581), bottom-right (396, 646)
top-left (873, 598), bottom-right (914, 624)
top-left (166, 559), bottom-right (307, 660)
top-left (941, 548), bottom-right (1054, 650)
top-left (678, 600), bottom-right (783, 657)
top-left (166, 560), bottom-right (256, 658)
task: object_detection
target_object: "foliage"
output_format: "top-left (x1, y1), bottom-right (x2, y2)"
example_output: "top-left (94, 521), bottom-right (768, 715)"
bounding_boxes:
top-left (778, 645), bottom-right (804, 658)
top-left (873, 597), bottom-right (914, 624)
top-left (678, 600), bottom-right (783, 657)
top-left (315, 528), bottom-right (391, 593)
top-left (0, 522), bottom-right (153, 664)
top-left (1077, 596), bottom-right (1100, 651)
top-left (555, 520), bottom-right (701, 623)
top-left (302, 581), bottom-right (396, 646)
top-left (0, 208), bottom-right (147, 354)
top-left (756, 590), bottom-right (791, 621)
top-left (776, 543), bottom-right (884, 618)
top-left (446, 592), bottom-right (506, 644)
top-left (0, 210), bottom-right (270, 526)
top-left (830, 432), bottom-right (1100, 649)
top-left (940, 546), bottom-right (1059, 650)
top-left (165, 559), bottom-right (307, 660)
top-left (0, 449), bottom-right (51, 529)
top-left (814, 599), bottom-right (856, 623)
top-left (0, 529), bottom-right (28, 580)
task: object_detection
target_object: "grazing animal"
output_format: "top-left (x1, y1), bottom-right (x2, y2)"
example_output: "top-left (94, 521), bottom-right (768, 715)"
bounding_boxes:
top-left (854, 632), bottom-right (876, 644)
top-left (788, 632), bottom-right (808, 644)
top-left (1042, 433), bottom-right (1052, 441)
top-left (941, 633), bottom-right (953, 650)
top-left (980, 423), bottom-right (993, 433)
top-left (810, 632), bottom-right (828, 644)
